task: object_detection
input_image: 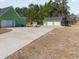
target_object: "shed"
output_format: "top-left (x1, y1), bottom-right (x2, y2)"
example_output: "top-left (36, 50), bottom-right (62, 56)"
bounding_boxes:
top-left (0, 6), bottom-right (26, 28)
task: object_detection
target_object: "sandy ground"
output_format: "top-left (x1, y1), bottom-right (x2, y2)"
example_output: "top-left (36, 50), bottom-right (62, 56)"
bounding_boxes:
top-left (0, 28), bottom-right (12, 34)
top-left (6, 23), bottom-right (79, 59)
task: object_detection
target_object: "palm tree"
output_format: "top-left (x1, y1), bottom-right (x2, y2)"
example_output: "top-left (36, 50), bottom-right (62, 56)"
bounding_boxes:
top-left (15, 0), bottom-right (70, 25)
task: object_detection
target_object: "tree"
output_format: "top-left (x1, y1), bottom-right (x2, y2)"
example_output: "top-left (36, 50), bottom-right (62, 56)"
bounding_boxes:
top-left (15, 7), bottom-right (27, 17)
top-left (55, 0), bottom-right (69, 16)
top-left (15, 7), bottom-right (22, 15)
top-left (15, 0), bottom-right (70, 25)
top-left (69, 13), bottom-right (77, 24)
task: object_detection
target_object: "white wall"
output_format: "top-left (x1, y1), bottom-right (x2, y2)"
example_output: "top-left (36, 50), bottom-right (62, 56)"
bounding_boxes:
top-left (44, 21), bottom-right (61, 26)
top-left (54, 21), bottom-right (61, 26)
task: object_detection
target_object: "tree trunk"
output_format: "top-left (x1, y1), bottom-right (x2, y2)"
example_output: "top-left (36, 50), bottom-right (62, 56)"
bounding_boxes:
top-left (28, 19), bottom-right (32, 27)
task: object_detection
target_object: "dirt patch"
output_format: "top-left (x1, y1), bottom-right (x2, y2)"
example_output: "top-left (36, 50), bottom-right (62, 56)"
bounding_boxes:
top-left (6, 23), bottom-right (79, 59)
top-left (0, 28), bottom-right (12, 34)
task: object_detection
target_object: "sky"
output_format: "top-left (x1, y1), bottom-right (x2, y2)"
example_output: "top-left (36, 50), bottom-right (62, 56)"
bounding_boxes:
top-left (0, 0), bottom-right (79, 15)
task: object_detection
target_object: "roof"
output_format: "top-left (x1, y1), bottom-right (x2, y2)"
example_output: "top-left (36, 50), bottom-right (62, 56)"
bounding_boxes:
top-left (44, 17), bottom-right (63, 21)
top-left (0, 6), bottom-right (26, 18)
top-left (0, 7), bottom-right (10, 16)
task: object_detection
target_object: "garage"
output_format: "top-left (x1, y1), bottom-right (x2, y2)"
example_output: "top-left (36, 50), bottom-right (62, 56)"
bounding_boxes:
top-left (47, 22), bottom-right (53, 26)
top-left (54, 21), bottom-right (61, 26)
top-left (1, 20), bottom-right (15, 28)
top-left (44, 21), bottom-right (61, 26)
top-left (43, 17), bottom-right (63, 26)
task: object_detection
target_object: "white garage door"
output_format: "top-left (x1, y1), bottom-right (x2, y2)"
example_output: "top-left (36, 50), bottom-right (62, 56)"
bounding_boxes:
top-left (54, 22), bottom-right (61, 26)
top-left (1, 20), bottom-right (15, 28)
top-left (47, 22), bottom-right (53, 26)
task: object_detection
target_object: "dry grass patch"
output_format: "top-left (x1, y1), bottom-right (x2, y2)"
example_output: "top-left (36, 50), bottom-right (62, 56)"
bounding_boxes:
top-left (6, 23), bottom-right (79, 59)
top-left (0, 28), bottom-right (12, 34)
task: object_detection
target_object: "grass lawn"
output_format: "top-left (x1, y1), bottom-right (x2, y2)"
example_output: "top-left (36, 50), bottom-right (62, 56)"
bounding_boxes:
top-left (0, 28), bottom-right (12, 34)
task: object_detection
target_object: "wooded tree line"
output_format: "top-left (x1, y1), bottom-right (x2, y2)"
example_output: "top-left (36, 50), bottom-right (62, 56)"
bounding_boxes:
top-left (15, 0), bottom-right (75, 25)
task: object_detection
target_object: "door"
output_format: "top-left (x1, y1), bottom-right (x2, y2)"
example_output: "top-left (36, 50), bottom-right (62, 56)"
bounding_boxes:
top-left (47, 22), bottom-right (53, 26)
top-left (1, 20), bottom-right (15, 28)
top-left (54, 21), bottom-right (61, 26)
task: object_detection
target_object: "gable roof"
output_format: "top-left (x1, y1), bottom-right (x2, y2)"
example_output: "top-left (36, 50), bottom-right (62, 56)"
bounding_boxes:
top-left (0, 7), bottom-right (10, 16)
top-left (0, 6), bottom-right (26, 18)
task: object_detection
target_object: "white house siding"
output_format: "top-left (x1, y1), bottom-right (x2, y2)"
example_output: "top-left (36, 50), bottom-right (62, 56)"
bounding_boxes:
top-left (1, 20), bottom-right (15, 28)
top-left (47, 22), bottom-right (53, 26)
top-left (44, 21), bottom-right (61, 26)
top-left (43, 16), bottom-right (63, 26)
top-left (44, 17), bottom-right (63, 26)
top-left (54, 21), bottom-right (61, 26)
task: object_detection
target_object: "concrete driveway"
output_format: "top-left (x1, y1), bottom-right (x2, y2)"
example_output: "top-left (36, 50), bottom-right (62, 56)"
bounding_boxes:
top-left (0, 26), bottom-right (57, 59)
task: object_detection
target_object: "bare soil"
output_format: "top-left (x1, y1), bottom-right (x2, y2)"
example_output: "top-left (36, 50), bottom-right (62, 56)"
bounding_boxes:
top-left (0, 28), bottom-right (12, 34)
top-left (6, 23), bottom-right (79, 59)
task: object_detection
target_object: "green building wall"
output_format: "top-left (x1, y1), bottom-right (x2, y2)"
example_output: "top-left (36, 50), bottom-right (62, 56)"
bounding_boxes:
top-left (0, 7), bottom-right (26, 27)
